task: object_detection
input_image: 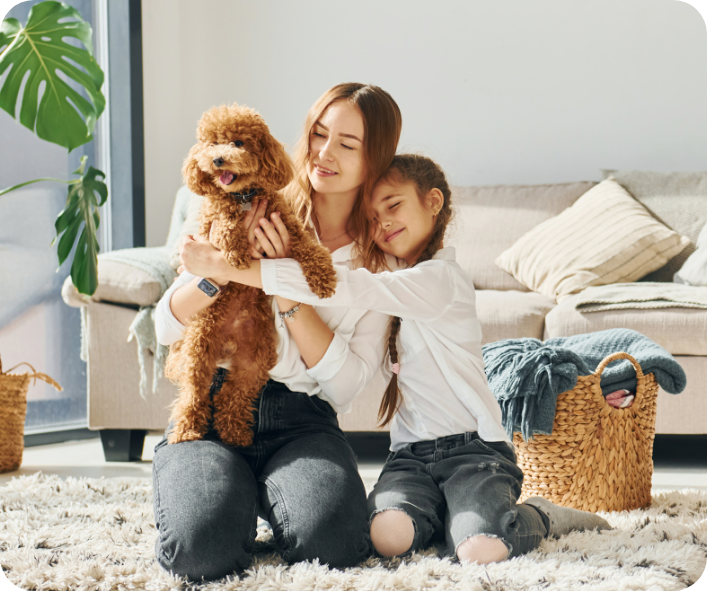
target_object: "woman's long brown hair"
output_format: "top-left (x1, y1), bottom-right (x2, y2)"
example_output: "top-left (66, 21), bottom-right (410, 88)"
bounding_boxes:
top-left (377, 154), bottom-right (454, 427)
top-left (284, 83), bottom-right (402, 272)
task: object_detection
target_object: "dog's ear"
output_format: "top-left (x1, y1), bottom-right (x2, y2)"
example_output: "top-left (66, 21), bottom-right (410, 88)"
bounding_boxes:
top-left (182, 144), bottom-right (220, 198)
top-left (259, 134), bottom-right (294, 192)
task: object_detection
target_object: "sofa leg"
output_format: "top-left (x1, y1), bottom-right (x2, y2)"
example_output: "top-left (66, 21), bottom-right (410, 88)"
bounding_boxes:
top-left (99, 429), bottom-right (147, 462)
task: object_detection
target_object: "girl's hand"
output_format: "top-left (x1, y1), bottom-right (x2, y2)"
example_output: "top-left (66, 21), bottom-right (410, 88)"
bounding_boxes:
top-left (253, 212), bottom-right (292, 259)
top-left (179, 233), bottom-right (231, 285)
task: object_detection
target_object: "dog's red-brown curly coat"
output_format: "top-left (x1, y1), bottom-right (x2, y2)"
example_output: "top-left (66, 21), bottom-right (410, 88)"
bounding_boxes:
top-left (165, 104), bottom-right (337, 447)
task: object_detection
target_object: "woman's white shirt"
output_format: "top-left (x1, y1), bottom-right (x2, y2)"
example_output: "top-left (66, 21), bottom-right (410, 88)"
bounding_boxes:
top-left (154, 243), bottom-right (389, 413)
top-left (260, 247), bottom-right (510, 450)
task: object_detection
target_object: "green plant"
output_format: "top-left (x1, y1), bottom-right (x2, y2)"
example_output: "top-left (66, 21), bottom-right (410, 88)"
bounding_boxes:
top-left (0, 1), bottom-right (108, 295)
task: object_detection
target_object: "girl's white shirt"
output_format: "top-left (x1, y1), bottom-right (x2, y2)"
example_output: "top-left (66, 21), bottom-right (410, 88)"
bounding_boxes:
top-left (154, 243), bottom-right (389, 414)
top-left (260, 247), bottom-right (510, 450)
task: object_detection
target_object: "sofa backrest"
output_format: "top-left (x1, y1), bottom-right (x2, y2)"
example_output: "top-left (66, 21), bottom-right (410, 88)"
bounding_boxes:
top-left (445, 181), bottom-right (597, 291)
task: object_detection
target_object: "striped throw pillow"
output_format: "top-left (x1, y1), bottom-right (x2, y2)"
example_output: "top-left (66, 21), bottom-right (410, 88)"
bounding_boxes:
top-left (494, 179), bottom-right (691, 302)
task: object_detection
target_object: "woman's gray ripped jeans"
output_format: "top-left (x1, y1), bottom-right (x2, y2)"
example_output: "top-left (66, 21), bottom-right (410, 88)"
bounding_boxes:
top-left (367, 432), bottom-right (548, 559)
top-left (152, 376), bottom-right (371, 581)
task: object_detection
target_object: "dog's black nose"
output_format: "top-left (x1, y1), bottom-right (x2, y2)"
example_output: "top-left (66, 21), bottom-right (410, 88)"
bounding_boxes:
top-left (213, 157), bottom-right (224, 167)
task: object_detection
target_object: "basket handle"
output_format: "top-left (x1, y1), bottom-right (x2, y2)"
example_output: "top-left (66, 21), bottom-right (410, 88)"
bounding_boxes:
top-left (1, 359), bottom-right (63, 392)
top-left (594, 352), bottom-right (644, 379)
top-left (4, 361), bottom-right (38, 375)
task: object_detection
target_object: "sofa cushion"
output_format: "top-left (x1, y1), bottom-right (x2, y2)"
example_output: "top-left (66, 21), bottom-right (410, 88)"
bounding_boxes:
top-left (544, 291), bottom-right (707, 356)
top-left (475, 290), bottom-right (555, 345)
top-left (603, 169), bottom-right (707, 282)
top-left (62, 260), bottom-right (162, 308)
top-left (446, 181), bottom-right (596, 291)
top-left (495, 179), bottom-right (691, 302)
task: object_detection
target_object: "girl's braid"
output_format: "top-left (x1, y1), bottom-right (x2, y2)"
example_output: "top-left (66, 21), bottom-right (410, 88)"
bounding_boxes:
top-left (378, 154), bottom-right (453, 426)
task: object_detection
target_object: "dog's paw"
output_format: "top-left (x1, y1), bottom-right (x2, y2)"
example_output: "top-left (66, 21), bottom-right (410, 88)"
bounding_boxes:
top-left (167, 430), bottom-right (204, 444)
top-left (220, 430), bottom-right (254, 448)
top-left (224, 249), bottom-right (252, 270)
top-left (314, 280), bottom-right (336, 299)
top-left (307, 266), bottom-right (337, 299)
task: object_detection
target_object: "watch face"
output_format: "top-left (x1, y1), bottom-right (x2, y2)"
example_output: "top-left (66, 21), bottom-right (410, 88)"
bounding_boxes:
top-left (197, 278), bottom-right (219, 297)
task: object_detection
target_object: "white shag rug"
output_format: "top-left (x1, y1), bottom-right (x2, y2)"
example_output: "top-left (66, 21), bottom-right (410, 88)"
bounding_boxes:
top-left (0, 472), bottom-right (706, 591)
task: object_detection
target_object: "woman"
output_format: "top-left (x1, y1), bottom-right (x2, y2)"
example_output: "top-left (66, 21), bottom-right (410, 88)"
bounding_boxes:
top-left (153, 83), bottom-right (402, 581)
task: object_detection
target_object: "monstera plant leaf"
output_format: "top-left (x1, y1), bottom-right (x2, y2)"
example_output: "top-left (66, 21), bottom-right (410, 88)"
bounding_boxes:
top-left (52, 156), bottom-right (107, 295)
top-left (0, 1), bottom-right (105, 151)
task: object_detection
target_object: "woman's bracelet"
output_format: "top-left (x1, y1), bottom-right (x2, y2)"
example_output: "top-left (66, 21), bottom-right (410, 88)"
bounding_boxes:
top-left (277, 303), bottom-right (301, 328)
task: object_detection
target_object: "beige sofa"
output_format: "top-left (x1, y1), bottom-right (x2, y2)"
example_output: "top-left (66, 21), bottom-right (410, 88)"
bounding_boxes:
top-left (63, 181), bottom-right (707, 460)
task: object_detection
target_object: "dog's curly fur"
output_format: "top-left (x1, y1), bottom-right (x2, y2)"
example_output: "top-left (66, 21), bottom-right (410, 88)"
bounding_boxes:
top-left (165, 104), bottom-right (337, 447)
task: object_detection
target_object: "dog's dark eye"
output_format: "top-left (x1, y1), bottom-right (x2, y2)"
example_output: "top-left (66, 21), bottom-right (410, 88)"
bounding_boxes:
top-left (233, 140), bottom-right (244, 148)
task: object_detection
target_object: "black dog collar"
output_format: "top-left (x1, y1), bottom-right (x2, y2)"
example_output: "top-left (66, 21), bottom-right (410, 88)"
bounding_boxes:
top-left (229, 187), bottom-right (260, 205)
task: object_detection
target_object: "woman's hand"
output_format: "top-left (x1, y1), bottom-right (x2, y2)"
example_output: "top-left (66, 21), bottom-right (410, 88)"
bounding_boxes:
top-left (241, 199), bottom-right (268, 259)
top-left (178, 233), bottom-right (232, 285)
top-left (253, 212), bottom-right (292, 259)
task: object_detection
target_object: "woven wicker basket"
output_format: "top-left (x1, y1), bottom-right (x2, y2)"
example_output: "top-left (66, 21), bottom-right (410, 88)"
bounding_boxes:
top-left (0, 356), bottom-right (62, 473)
top-left (513, 351), bottom-right (659, 513)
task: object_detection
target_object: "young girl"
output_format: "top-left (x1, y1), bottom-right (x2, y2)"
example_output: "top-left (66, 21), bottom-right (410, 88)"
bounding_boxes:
top-left (227, 154), bottom-right (612, 564)
top-left (153, 83), bottom-right (402, 581)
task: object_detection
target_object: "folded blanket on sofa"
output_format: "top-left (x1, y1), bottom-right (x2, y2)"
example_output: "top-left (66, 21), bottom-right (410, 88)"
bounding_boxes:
top-left (573, 282), bottom-right (707, 312)
top-left (482, 328), bottom-right (687, 441)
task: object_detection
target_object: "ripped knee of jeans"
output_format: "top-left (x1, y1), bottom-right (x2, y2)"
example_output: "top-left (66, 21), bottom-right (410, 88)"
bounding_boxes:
top-left (477, 461), bottom-right (501, 473)
top-left (370, 508), bottom-right (417, 558)
top-left (456, 534), bottom-right (511, 564)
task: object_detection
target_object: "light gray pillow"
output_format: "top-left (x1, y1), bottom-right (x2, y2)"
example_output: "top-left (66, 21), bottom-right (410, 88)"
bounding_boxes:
top-left (601, 170), bottom-right (707, 282)
top-left (674, 221), bottom-right (707, 286)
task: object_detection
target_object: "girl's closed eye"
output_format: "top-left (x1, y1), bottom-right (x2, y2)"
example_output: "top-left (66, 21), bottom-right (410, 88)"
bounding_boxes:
top-left (342, 143), bottom-right (354, 150)
top-left (370, 175), bottom-right (444, 265)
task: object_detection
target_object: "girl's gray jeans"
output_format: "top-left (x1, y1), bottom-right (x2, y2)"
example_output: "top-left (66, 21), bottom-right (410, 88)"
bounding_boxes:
top-left (367, 432), bottom-right (548, 558)
top-left (152, 374), bottom-right (371, 581)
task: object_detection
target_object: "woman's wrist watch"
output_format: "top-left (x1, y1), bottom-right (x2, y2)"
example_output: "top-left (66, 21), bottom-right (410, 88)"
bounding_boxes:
top-left (197, 277), bottom-right (223, 297)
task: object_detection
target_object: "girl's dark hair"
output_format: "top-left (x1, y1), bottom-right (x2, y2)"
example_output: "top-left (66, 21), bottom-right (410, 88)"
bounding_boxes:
top-left (377, 154), bottom-right (453, 427)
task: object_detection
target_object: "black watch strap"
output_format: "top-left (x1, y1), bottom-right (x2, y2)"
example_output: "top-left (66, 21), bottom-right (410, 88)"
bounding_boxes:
top-left (197, 277), bottom-right (221, 297)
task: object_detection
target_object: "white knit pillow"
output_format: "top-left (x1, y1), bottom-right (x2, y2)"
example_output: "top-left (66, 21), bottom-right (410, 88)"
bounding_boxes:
top-left (674, 220), bottom-right (707, 286)
top-left (495, 178), bottom-right (691, 302)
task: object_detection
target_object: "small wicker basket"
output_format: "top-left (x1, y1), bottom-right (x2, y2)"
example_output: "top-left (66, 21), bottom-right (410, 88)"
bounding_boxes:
top-left (513, 352), bottom-right (659, 513)
top-left (0, 356), bottom-right (62, 473)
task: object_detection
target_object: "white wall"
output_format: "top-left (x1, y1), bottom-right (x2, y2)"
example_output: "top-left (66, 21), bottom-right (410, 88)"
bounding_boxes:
top-left (141, 0), bottom-right (707, 246)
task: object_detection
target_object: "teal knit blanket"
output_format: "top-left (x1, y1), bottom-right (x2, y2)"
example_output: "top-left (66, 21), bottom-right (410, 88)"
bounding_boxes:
top-left (482, 328), bottom-right (687, 441)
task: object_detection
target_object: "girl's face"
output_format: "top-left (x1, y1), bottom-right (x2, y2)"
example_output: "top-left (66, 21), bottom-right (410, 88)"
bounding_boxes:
top-left (307, 101), bottom-right (366, 198)
top-left (370, 179), bottom-right (444, 264)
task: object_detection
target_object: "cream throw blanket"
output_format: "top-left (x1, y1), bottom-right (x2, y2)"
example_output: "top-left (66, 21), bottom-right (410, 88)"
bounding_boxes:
top-left (574, 282), bottom-right (707, 312)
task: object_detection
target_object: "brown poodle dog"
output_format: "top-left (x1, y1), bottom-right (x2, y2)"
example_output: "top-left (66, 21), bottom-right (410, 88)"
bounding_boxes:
top-left (165, 103), bottom-right (337, 447)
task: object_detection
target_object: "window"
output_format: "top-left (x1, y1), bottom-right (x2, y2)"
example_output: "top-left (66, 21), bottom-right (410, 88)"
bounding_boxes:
top-left (0, 0), bottom-right (144, 435)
